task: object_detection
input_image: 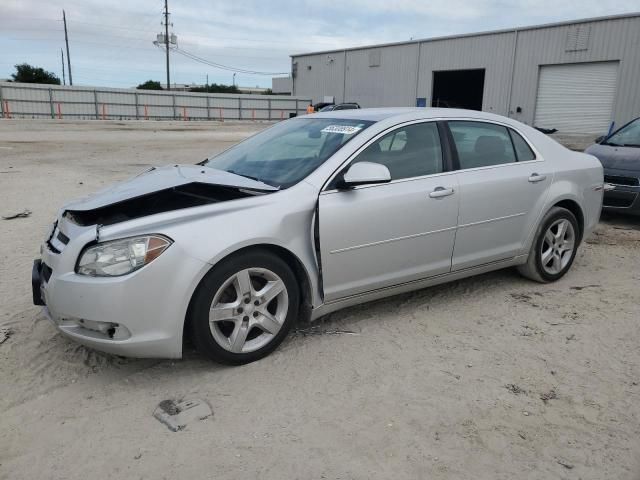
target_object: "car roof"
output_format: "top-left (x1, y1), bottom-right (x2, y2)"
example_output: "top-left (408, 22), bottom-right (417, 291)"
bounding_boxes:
top-left (309, 107), bottom-right (516, 124)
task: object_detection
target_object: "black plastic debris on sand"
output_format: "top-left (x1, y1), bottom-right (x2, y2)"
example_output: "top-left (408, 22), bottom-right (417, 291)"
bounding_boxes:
top-left (2, 209), bottom-right (32, 220)
top-left (292, 324), bottom-right (359, 337)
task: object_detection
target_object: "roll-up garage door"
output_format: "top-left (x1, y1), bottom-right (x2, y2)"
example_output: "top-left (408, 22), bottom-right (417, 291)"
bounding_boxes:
top-left (534, 62), bottom-right (619, 134)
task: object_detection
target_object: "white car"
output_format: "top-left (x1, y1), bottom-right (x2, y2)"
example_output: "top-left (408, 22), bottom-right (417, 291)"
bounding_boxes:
top-left (32, 108), bottom-right (604, 364)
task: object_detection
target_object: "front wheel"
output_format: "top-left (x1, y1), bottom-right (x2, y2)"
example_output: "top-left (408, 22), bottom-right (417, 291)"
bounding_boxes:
top-left (189, 250), bottom-right (299, 365)
top-left (518, 206), bottom-right (580, 283)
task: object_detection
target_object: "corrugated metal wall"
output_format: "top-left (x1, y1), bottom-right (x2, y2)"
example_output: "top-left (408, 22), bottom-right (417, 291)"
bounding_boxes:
top-left (292, 51), bottom-right (346, 103)
top-left (510, 15), bottom-right (640, 128)
top-left (416, 32), bottom-right (515, 115)
top-left (344, 44), bottom-right (420, 107)
top-left (0, 82), bottom-right (311, 121)
top-left (291, 14), bottom-right (640, 130)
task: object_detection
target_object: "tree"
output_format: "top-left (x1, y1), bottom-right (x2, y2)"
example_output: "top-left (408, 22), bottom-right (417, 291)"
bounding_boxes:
top-left (189, 83), bottom-right (240, 94)
top-left (136, 80), bottom-right (163, 90)
top-left (11, 63), bottom-right (60, 85)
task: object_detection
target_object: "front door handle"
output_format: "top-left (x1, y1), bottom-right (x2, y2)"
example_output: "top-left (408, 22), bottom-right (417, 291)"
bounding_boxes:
top-left (429, 187), bottom-right (454, 198)
top-left (528, 173), bottom-right (547, 183)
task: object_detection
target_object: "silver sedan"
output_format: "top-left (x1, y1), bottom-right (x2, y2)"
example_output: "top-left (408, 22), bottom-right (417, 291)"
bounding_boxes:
top-left (32, 108), bottom-right (604, 364)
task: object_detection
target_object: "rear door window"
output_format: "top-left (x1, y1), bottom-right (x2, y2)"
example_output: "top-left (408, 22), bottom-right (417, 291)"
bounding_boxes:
top-left (448, 121), bottom-right (517, 169)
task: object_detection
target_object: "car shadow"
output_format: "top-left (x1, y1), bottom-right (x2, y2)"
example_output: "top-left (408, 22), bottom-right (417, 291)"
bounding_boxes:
top-left (28, 216), bottom-right (624, 386)
top-left (26, 266), bottom-right (526, 385)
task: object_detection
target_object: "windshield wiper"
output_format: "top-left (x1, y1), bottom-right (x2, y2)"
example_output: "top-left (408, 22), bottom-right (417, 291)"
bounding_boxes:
top-left (602, 142), bottom-right (623, 146)
top-left (622, 144), bottom-right (640, 147)
top-left (226, 169), bottom-right (265, 183)
top-left (226, 169), bottom-right (280, 189)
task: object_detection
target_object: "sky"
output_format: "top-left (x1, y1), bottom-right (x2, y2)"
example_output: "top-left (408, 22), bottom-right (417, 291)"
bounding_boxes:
top-left (0, 0), bottom-right (636, 89)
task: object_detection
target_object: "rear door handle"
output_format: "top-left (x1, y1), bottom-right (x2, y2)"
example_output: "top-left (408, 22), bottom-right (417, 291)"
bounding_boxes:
top-left (528, 173), bottom-right (547, 183)
top-left (429, 187), bottom-right (454, 198)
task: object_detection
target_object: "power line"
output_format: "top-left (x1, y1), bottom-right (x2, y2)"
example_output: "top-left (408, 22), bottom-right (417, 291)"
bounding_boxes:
top-left (2, 30), bottom-right (288, 58)
top-left (1, 17), bottom-right (343, 47)
top-left (0, 25), bottom-right (302, 53)
top-left (4, 32), bottom-right (289, 59)
top-left (3, 35), bottom-right (158, 51)
top-left (1, 34), bottom-right (289, 77)
top-left (169, 46), bottom-right (288, 75)
top-left (55, 12), bottom-right (165, 33)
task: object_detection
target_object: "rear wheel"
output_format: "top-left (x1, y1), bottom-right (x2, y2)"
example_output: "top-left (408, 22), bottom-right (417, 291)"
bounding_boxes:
top-left (189, 250), bottom-right (299, 365)
top-left (518, 207), bottom-right (579, 283)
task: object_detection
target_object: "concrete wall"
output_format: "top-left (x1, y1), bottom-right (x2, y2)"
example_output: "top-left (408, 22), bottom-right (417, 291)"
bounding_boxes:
top-left (291, 14), bottom-right (640, 128)
top-left (0, 82), bottom-right (311, 120)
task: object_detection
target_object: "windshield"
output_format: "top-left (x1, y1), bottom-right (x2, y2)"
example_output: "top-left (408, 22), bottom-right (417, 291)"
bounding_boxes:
top-left (205, 117), bottom-right (373, 188)
top-left (605, 118), bottom-right (640, 147)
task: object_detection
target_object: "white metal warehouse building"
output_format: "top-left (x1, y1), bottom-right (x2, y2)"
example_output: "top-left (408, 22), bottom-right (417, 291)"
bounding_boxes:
top-left (290, 13), bottom-right (640, 134)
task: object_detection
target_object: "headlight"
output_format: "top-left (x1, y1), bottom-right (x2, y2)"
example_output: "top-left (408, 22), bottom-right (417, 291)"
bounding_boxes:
top-left (76, 235), bottom-right (172, 277)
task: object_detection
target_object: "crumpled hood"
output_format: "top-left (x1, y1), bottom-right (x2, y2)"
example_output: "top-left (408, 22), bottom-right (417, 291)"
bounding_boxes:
top-left (585, 144), bottom-right (640, 172)
top-left (64, 164), bottom-right (277, 211)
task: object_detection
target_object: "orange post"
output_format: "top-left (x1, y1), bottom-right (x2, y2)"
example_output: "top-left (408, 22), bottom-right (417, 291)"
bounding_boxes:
top-left (252, 109), bottom-right (256, 121)
top-left (56, 103), bottom-right (62, 119)
top-left (101, 104), bottom-right (106, 120)
top-left (144, 105), bottom-right (148, 120)
top-left (183, 106), bottom-right (187, 120)
top-left (4, 100), bottom-right (11, 119)
top-left (280, 110), bottom-right (284, 120)
top-left (219, 108), bottom-right (224, 122)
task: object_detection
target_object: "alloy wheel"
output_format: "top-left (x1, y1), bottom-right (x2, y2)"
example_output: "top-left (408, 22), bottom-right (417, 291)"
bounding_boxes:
top-left (540, 218), bottom-right (575, 275)
top-left (208, 268), bottom-right (289, 353)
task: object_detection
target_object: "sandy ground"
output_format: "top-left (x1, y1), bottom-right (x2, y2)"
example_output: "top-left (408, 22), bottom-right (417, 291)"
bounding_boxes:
top-left (1, 119), bottom-right (639, 480)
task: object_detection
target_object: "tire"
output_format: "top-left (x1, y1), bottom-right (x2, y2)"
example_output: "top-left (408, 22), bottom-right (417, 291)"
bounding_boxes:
top-left (517, 207), bottom-right (580, 283)
top-left (189, 250), bottom-right (300, 365)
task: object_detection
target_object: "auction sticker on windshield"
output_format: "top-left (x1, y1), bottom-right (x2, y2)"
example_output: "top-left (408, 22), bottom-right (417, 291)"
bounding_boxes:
top-left (321, 125), bottom-right (363, 135)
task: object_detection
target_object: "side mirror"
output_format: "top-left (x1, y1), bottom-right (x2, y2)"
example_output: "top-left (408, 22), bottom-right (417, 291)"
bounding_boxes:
top-left (595, 135), bottom-right (605, 144)
top-left (339, 162), bottom-right (391, 189)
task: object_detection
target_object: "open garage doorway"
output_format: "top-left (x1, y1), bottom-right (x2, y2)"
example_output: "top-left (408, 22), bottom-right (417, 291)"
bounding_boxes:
top-left (431, 69), bottom-right (485, 110)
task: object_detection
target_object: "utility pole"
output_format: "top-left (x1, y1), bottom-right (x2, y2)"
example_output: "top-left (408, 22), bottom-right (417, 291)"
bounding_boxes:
top-left (61, 48), bottom-right (66, 85)
top-left (163, 0), bottom-right (170, 90)
top-left (63, 10), bottom-right (73, 85)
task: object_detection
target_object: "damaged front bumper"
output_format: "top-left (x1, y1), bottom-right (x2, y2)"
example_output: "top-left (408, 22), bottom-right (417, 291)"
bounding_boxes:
top-left (32, 218), bottom-right (210, 359)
